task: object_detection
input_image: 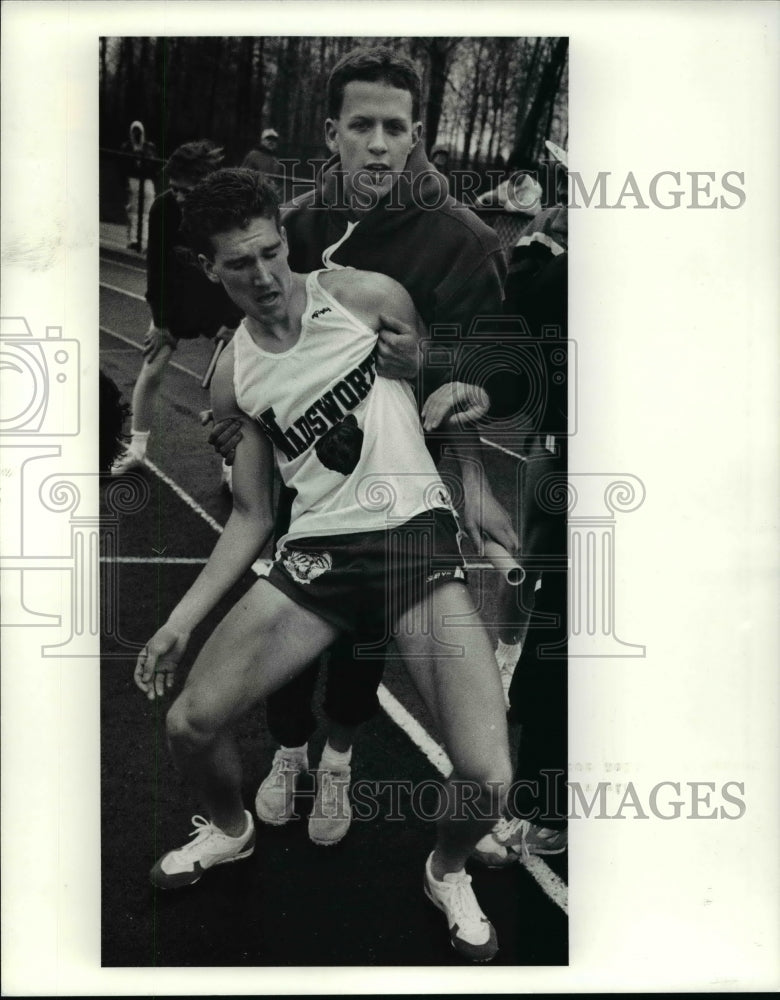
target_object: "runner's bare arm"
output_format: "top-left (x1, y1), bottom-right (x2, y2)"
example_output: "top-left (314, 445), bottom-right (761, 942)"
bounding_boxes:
top-left (135, 342), bottom-right (276, 699)
top-left (325, 270), bottom-right (423, 380)
top-left (325, 271), bottom-right (514, 554)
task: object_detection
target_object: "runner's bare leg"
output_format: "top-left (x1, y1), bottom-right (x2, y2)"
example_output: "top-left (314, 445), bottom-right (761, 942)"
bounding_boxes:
top-left (394, 581), bottom-right (512, 875)
top-left (165, 579), bottom-right (340, 835)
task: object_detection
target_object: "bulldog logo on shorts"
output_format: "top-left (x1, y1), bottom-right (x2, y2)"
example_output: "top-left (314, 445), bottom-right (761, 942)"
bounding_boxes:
top-left (283, 549), bottom-right (333, 585)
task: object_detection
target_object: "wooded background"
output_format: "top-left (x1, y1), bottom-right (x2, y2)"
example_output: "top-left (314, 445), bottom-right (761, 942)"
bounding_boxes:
top-left (100, 36), bottom-right (568, 177)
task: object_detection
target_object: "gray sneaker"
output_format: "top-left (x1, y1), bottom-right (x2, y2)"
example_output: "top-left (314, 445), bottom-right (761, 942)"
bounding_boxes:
top-left (254, 748), bottom-right (307, 826)
top-left (110, 447), bottom-right (145, 476)
top-left (472, 816), bottom-right (568, 867)
top-left (308, 765), bottom-right (352, 846)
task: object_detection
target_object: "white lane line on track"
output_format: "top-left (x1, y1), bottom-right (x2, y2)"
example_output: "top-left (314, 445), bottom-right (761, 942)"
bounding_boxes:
top-left (523, 856), bottom-right (569, 915)
top-left (377, 685), bottom-right (453, 776)
top-left (100, 325), bottom-right (205, 382)
top-left (100, 556), bottom-right (208, 564)
top-left (100, 280), bottom-right (147, 302)
top-left (102, 257), bottom-right (146, 275)
top-left (112, 455), bottom-right (567, 914)
top-left (143, 458), bottom-right (225, 534)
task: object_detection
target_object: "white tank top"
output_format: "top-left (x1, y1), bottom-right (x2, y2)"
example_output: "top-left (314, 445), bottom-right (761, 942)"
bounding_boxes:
top-left (233, 269), bottom-right (451, 546)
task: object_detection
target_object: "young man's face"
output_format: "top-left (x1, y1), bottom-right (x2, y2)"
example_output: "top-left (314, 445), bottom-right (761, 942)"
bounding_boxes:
top-left (168, 175), bottom-right (198, 207)
top-left (200, 216), bottom-right (292, 323)
top-left (325, 80), bottom-right (422, 203)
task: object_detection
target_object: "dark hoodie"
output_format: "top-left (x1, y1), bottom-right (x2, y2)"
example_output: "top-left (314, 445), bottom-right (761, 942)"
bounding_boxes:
top-left (282, 144), bottom-right (506, 391)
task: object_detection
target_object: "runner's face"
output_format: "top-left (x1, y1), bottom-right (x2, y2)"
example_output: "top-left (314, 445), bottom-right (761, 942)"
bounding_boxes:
top-left (168, 176), bottom-right (197, 207)
top-left (325, 80), bottom-right (422, 203)
top-left (200, 216), bottom-right (291, 322)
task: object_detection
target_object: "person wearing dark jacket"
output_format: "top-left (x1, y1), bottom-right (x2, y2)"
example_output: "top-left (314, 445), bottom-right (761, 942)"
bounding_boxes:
top-left (241, 127), bottom-right (283, 177)
top-left (120, 120), bottom-right (158, 251)
top-left (111, 141), bottom-right (242, 477)
top-left (208, 48), bottom-right (517, 883)
top-left (473, 211), bottom-right (569, 867)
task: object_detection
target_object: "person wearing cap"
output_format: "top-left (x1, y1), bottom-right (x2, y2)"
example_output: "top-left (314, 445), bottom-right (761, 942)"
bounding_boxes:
top-left (242, 128), bottom-right (283, 177)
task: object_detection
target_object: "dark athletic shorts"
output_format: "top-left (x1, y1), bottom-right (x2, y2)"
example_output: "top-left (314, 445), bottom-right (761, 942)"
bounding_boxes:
top-left (265, 508), bottom-right (467, 637)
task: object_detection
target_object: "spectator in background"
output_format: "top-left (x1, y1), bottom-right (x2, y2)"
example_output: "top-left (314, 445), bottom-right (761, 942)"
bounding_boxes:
top-left (242, 127), bottom-right (283, 177)
top-left (429, 143), bottom-right (456, 196)
top-left (121, 120), bottom-right (157, 252)
top-left (111, 141), bottom-right (242, 478)
top-left (430, 143), bottom-right (450, 175)
top-left (473, 196), bottom-right (569, 866)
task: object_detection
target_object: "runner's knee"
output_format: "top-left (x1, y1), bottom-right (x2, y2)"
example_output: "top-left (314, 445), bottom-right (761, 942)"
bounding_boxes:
top-left (166, 693), bottom-right (219, 753)
top-left (458, 759), bottom-right (512, 814)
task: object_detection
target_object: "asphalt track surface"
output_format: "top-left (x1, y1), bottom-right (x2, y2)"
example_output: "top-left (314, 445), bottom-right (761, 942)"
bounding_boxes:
top-left (99, 248), bottom-right (568, 967)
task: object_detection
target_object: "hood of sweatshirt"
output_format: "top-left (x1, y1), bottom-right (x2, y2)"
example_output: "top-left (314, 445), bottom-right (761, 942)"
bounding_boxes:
top-left (311, 142), bottom-right (451, 217)
top-left (129, 120), bottom-right (146, 147)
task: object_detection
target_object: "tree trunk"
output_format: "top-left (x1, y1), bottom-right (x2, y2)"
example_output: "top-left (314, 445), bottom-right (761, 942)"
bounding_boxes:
top-left (424, 38), bottom-right (458, 149)
top-left (461, 39), bottom-right (486, 168)
top-left (511, 37), bottom-right (568, 166)
top-left (514, 37), bottom-right (542, 148)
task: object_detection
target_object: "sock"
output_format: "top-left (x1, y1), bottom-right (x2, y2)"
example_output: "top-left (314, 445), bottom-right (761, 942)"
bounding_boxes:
top-left (319, 740), bottom-right (352, 771)
top-left (280, 742), bottom-right (308, 763)
top-left (129, 429), bottom-right (150, 456)
top-left (495, 639), bottom-right (522, 673)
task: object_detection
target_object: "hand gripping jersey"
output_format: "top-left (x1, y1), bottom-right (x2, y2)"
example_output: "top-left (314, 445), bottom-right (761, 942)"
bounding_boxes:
top-left (233, 270), bottom-right (452, 547)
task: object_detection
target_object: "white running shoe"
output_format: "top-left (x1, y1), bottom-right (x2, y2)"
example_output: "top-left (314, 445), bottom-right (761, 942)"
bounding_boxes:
top-left (150, 812), bottom-right (255, 889)
top-left (254, 748), bottom-right (308, 826)
top-left (423, 852), bottom-right (498, 962)
top-left (472, 816), bottom-right (568, 867)
top-left (308, 765), bottom-right (352, 846)
top-left (110, 447), bottom-right (145, 476)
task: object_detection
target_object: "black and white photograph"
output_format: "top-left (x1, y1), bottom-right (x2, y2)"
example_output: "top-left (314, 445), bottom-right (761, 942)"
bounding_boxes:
top-left (1, 1), bottom-right (778, 995)
top-left (98, 33), bottom-right (570, 968)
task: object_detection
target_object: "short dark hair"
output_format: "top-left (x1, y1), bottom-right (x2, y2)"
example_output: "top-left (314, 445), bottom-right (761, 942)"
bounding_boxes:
top-left (165, 140), bottom-right (225, 183)
top-left (181, 168), bottom-right (281, 257)
top-left (327, 46), bottom-right (421, 120)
